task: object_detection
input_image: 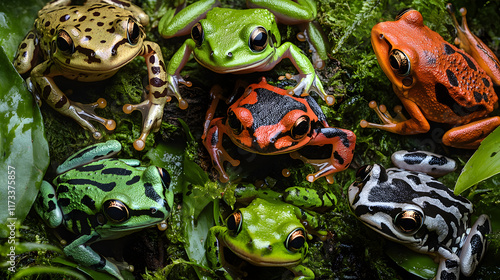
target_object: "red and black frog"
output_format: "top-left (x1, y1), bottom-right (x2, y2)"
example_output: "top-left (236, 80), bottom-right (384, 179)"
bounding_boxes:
top-left (202, 77), bottom-right (356, 183)
top-left (360, 5), bottom-right (500, 149)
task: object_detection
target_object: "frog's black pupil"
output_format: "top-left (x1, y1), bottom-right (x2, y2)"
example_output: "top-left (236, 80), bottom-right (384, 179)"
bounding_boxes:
top-left (128, 21), bottom-right (140, 45)
top-left (250, 27), bottom-right (268, 52)
top-left (356, 165), bottom-right (372, 180)
top-left (191, 23), bottom-right (204, 46)
top-left (389, 55), bottom-right (400, 70)
top-left (57, 31), bottom-right (74, 53)
top-left (227, 111), bottom-right (243, 135)
top-left (395, 210), bottom-right (422, 233)
top-left (286, 229), bottom-right (305, 251)
top-left (291, 116), bottom-right (310, 139)
top-left (103, 200), bottom-right (129, 223)
top-left (389, 49), bottom-right (410, 76)
top-left (227, 211), bottom-right (242, 234)
top-left (158, 167), bottom-right (171, 189)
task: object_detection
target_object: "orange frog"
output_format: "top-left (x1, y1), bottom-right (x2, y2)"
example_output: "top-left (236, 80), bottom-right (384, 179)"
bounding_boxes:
top-left (360, 6), bottom-right (500, 149)
top-left (202, 77), bottom-right (356, 183)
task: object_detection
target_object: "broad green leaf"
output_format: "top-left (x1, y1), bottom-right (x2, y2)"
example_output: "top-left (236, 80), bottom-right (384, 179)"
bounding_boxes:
top-left (386, 242), bottom-right (437, 279)
top-left (0, 47), bottom-right (49, 237)
top-left (455, 126), bottom-right (500, 194)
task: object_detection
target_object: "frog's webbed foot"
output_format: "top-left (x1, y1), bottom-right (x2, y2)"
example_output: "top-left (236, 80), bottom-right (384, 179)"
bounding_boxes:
top-left (460, 214), bottom-right (491, 276)
top-left (281, 73), bottom-right (336, 106)
top-left (123, 99), bottom-right (164, 151)
top-left (167, 73), bottom-right (191, 110)
top-left (69, 98), bottom-right (116, 138)
top-left (359, 101), bottom-right (407, 130)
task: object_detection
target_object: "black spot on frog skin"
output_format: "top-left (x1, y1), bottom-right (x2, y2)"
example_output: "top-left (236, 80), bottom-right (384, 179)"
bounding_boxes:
top-left (491, 151), bottom-right (497, 157)
top-left (126, 175), bottom-right (140, 185)
top-left (322, 128), bottom-right (351, 147)
top-left (81, 195), bottom-right (96, 210)
top-left (75, 164), bottom-right (105, 172)
top-left (444, 43), bottom-right (455, 55)
top-left (458, 51), bottom-right (477, 71)
top-left (446, 69), bottom-right (458, 87)
top-left (111, 37), bottom-right (128, 55)
top-left (482, 77), bottom-right (490, 88)
top-left (150, 77), bottom-right (167, 87)
top-left (93, 12), bottom-right (100, 16)
top-left (79, 16), bottom-right (87, 22)
top-left (473, 91), bottom-right (483, 102)
top-left (428, 156), bottom-right (448, 166)
top-left (403, 152), bottom-right (426, 164)
top-left (406, 174), bottom-right (421, 185)
top-left (333, 151), bottom-right (344, 165)
top-left (60, 14), bottom-right (70, 22)
top-left (101, 168), bottom-right (133, 176)
top-left (59, 197), bottom-right (70, 207)
top-left (65, 179), bottom-right (117, 192)
top-left (144, 183), bottom-right (163, 204)
top-left (470, 234), bottom-right (484, 256)
top-left (97, 22), bottom-right (104, 26)
top-left (54, 95), bottom-right (67, 109)
top-left (47, 201), bottom-right (56, 212)
top-left (151, 66), bottom-right (161, 75)
top-left (435, 83), bottom-right (484, 116)
top-left (44, 21), bottom-right (51, 27)
top-left (445, 259), bottom-right (459, 269)
top-left (74, 45), bottom-right (101, 64)
top-left (20, 43), bottom-right (27, 49)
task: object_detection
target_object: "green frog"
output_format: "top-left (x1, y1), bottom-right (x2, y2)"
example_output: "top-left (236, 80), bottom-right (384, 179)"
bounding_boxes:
top-left (158, 0), bottom-right (333, 109)
top-left (206, 186), bottom-right (336, 279)
top-left (13, 0), bottom-right (169, 151)
top-left (35, 140), bottom-right (174, 279)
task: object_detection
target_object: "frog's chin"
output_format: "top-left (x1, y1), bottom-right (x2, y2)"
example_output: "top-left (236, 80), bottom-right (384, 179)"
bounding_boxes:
top-left (194, 52), bottom-right (274, 74)
top-left (223, 240), bottom-right (301, 267)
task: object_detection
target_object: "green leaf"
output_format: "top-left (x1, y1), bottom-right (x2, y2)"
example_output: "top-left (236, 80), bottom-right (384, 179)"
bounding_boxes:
top-left (386, 242), bottom-right (437, 279)
top-left (0, 47), bottom-right (49, 237)
top-left (454, 126), bottom-right (500, 195)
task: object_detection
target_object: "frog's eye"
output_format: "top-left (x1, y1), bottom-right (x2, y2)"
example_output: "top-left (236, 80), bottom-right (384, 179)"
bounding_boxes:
top-left (395, 8), bottom-right (415, 21)
top-left (157, 167), bottom-right (171, 189)
top-left (389, 49), bottom-right (411, 76)
top-left (127, 18), bottom-right (141, 45)
top-left (285, 228), bottom-right (306, 252)
top-left (356, 165), bottom-right (372, 181)
top-left (291, 116), bottom-right (310, 140)
top-left (227, 110), bottom-right (244, 135)
top-left (394, 209), bottom-right (423, 234)
top-left (191, 22), bottom-right (204, 46)
top-left (249, 26), bottom-right (268, 52)
top-left (103, 200), bottom-right (130, 223)
top-left (56, 30), bottom-right (75, 54)
top-left (227, 211), bottom-right (242, 234)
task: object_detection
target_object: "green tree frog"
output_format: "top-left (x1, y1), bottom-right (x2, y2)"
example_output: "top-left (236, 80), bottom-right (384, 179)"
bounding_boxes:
top-left (13, 0), bottom-right (169, 151)
top-left (34, 140), bottom-right (174, 279)
top-left (158, 0), bottom-right (333, 109)
top-left (206, 186), bottom-right (336, 279)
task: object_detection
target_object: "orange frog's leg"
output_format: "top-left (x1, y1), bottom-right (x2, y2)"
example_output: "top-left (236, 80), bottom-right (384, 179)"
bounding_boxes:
top-left (30, 61), bottom-right (115, 139)
top-left (360, 97), bottom-right (430, 135)
top-left (203, 118), bottom-right (240, 183)
top-left (447, 3), bottom-right (500, 85)
top-left (442, 116), bottom-right (500, 149)
top-left (290, 127), bottom-right (355, 183)
top-left (202, 85), bottom-right (223, 140)
top-left (123, 42), bottom-right (171, 151)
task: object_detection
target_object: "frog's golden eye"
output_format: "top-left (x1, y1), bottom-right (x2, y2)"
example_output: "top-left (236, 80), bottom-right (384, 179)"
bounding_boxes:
top-left (389, 49), bottom-right (411, 76)
top-left (394, 209), bottom-right (423, 234)
top-left (227, 110), bottom-right (244, 135)
top-left (103, 200), bottom-right (130, 223)
top-left (56, 30), bottom-right (75, 54)
top-left (227, 211), bottom-right (242, 234)
top-left (249, 26), bottom-right (268, 52)
top-left (127, 18), bottom-right (141, 45)
top-left (285, 228), bottom-right (306, 252)
top-left (157, 167), bottom-right (171, 189)
top-left (191, 22), bottom-right (204, 46)
top-left (356, 165), bottom-right (372, 181)
top-left (291, 116), bottom-right (310, 140)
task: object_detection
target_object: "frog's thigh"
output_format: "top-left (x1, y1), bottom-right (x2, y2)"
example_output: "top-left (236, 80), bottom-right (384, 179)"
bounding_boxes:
top-left (287, 264), bottom-right (315, 280)
top-left (64, 234), bottom-right (124, 280)
top-left (35, 181), bottom-right (63, 228)
top-left (247, 0), bottom-right (316, 23)
top-left (442, 116), bottom-right (500, 148)
top-left (459, 214), bottom-right (491, 276)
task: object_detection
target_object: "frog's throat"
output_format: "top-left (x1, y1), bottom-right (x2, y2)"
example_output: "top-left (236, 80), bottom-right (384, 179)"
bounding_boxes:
top-left (193, 52), bottom-right (275, 74)
top-left (223, 240), bottom-right (302, 267)
top-left (54, 50), bottom-right (142, 74)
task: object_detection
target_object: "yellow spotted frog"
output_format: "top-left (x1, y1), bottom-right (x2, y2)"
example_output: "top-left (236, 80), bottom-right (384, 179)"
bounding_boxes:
top-left (13, 0), bottom-right (168, 150)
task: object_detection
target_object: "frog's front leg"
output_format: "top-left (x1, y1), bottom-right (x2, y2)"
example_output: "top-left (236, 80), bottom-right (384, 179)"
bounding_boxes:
top-left (164, 40), bottom-right (195, 109)
top-left (247, 0), bottom-right (329, 69)
top-left (123, 42), bottom-right (171, 151)
top-left (35, 181), bottom-right (63, 228)
top-left (287, 264), bottom-right (315, 280)
top-left (274, 42), bottom-right (335, 105)
top-left (359, 97), bottom-right (430, 135)
top-left (442, 116), bottom-right (500, 149)
top-left (460, 214), bottom-right (490, 277)
top-left (290, 127), bottom-right (355, 183)
top-left (65, 233), bottom-right (125, 280)
top-left (206, 226), bottom-right (233, 279)
top-left (436, 247), bottom-right (461, 280)
top-left (203, 118), bottom-right (240, 183)
top-left (30, 61), bottom-right (116, 139)
top-left (447, 4), bottom-right (500, 85)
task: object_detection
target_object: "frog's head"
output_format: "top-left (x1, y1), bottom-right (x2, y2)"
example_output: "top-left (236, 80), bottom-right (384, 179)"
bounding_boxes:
top-left (190, 8), bottom-right (280, 73)
top-left (52, 15), bottom-right (145, 73)
top-left (371, 8), bottom-right (425, 92)
top-left (221, 199), bottom-right (307, 267)
top-left (225, 78), bottom-right (316, 154)
top-left (348, 164), bottom-right (427, 245)
top-left (97, 166), bottom-right (173, 237)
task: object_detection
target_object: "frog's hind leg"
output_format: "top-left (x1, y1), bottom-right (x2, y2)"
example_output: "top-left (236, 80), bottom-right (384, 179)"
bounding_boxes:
top-left (459, 214), bottom-right (491, 277)
top-left (290, 127), bottom-right (355, 183)
top-left (447, 3), bottom-right (500, 85)
top-left (442, 116), bottom-right (500, 149)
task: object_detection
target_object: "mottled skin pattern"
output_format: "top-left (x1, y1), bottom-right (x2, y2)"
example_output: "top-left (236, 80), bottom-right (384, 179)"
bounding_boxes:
top-left (360, 8), bottom-right (500, 149)
top-left (13, 0), bottom-right (169, 150)
top-left (348, 164), bottom-right (491, 280)
top-left (391, 150), bottom-right (456, 177)
top-left (202, 77), bottom-right (355, 183)
top-left (35, 140), bottom-right (173, 279)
